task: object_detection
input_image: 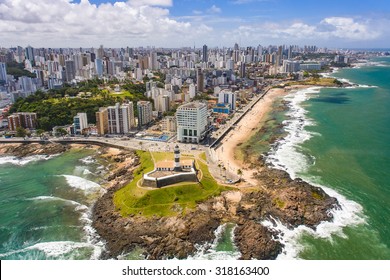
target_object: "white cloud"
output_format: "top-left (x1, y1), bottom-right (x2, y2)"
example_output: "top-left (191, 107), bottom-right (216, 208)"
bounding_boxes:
top-left (222, 17), bottom-right (383, 46)
top-left (207, 5), bottom-right (222, 14)
top-left (0, 0), bottom-right (208, 47)
top-left (320, 17), bottom-right (380, 40)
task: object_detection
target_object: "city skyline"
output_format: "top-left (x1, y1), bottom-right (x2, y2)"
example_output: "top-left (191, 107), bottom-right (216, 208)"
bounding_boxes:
top-left (1, 0), bottom-right (390, 48)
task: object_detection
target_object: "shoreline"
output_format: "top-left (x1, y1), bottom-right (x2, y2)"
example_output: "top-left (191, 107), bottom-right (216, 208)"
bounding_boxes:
top-left (0, 89), bottom-right (342, 259)
top-left (212, 85), bottom-right (311, 187)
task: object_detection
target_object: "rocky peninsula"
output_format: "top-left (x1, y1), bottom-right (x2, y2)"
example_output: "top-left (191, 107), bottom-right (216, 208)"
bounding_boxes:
top-left (92, 150), bottom-right (339, 260)
top-left (0, 105), bottom-right (340, 260)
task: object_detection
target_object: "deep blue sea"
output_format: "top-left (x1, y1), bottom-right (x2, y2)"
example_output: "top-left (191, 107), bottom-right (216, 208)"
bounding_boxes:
top-left (266, 57), bottom-right (390, 259)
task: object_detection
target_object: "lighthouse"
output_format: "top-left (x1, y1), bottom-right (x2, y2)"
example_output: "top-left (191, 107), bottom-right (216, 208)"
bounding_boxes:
top-left (174, 144), bottom-right (181, 171)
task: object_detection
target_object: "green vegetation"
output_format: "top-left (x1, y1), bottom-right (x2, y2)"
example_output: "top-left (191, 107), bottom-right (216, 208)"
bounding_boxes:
top-left (287, 77), bottom-right (342, 87)
top-left (16, 127), bottom-right (28, 137)
top-left (312, 190), bottom-right (325, 200)
top-left (273, 197), bottom-right (286, 209)
top-left (9, 80), bottom-right (148, 131)
top-left (113, 151), bottom-right (232, 217)
top-left (6, 62), bottom-right (36, 79)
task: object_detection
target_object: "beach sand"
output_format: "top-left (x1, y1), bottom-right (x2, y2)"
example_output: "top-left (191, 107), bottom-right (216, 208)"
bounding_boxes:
top-left (214, 88), bottom-right (288, 186)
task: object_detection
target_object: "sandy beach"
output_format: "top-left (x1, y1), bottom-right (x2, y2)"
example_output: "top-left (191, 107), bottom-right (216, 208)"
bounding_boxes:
top-left (214, 88), bottom-right (288, 186)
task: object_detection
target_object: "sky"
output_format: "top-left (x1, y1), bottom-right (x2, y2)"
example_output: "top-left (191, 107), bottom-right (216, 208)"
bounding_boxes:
top-left (1, 0), bottom-right (390, 48)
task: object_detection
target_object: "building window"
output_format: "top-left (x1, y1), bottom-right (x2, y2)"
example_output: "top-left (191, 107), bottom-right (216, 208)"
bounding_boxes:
top-left (184, 129), bottom-right (188, 136)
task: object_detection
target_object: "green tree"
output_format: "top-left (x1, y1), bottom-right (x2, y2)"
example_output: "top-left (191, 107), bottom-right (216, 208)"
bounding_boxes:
top-left (56, 128), bottom-right (68, 138)
top-left (16, 127), bottom-right (27, 138)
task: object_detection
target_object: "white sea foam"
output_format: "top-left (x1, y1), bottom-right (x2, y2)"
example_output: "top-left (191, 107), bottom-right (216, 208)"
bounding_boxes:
top-left (80, 156), bottom-right (96, 165)
top-left (0, 241), bottom-right (101, 259)
top-left (25, 194), bottom-right (104, 259)
top-left (263, 86), bottom-right (366, 259)
top-left (188, 224), bottom-right (241, 260)
top-left (262, 184), bottom-right (365, 260)
top-left (61, 175), bottom-right (103, 194)
top-left (266, 87), bottom-right (320, 178)
top-left (0, 154), bottom-right (58, 166)
top-left (27, 195), bottom-right (83, 207)
top-left (83, 169), bottom-right (94, 176)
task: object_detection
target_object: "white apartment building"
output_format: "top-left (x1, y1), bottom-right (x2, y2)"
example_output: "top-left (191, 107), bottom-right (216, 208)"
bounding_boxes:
top-left (107, 102), bottom-right (135, 134)
top-left (218, 90), bottom-right (236, 111)
top-left (73, 112), bottom-right (88, 134)
top-left (176, 101), bottom-right (207, 143)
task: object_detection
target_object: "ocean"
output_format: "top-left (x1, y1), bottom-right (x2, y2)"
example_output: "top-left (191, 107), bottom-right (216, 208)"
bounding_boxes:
top-left (266, 56), bottom-right (390, 259)
top-left (0, 149), bottom-right (107, 260)
top-left (1, 57), bottom-right (390, 260)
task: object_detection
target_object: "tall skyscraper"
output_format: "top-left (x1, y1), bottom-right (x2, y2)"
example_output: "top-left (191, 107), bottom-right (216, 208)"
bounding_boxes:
top-left (95, 58), bottom-right (103, 78)
top-left (0, 62), bottom-right (7, 84)
top-left (25, 45), bottom-right (35, 64)
top-left (202, 45), bottom-right (208, 63)
top-left (196, 67), bottom-right (204, 93)
top-left (65, 60), bottom-right (76, 82)
top-left (239, 62), bottom-right (246, 78)
top-left (137, 101), bottom-right (153, 127)
top-left (149, 52), bottom-right (159, 70)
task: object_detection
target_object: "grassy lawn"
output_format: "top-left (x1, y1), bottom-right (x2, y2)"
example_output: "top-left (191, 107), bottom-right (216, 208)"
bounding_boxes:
top-left (113, 151), bottom-right (232, 217)
top-left (287, 77), bottom-right (340, 87)
top-left (110, 90), bottom-right (134, 99)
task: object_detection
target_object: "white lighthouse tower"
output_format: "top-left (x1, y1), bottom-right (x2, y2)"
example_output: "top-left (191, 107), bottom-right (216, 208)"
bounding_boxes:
top-left (174, 144), bottom-right (181, 171)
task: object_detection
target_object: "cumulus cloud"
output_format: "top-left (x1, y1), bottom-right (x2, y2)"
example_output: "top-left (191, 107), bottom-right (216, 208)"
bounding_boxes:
top-left (0, 0), bottom-right (208, 47)
top-left (320, 17), bottom-right (380, 40)
top-left (222, 17), bottom-right (383, 46)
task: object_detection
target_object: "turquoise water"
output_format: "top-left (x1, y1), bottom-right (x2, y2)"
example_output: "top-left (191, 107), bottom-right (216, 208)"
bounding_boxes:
top-left (267, 57), bottom-right (390, 259)
top-left (0, 149), bottom-right (106, 260)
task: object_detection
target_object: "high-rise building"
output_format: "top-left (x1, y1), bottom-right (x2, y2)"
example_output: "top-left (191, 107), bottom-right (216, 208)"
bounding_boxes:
top-left (159, 95), bottom-right (170, 113)
top-left (189, 83), bottom-right (196, 99)
top-left (25, 45), bottom-right (35, 64)
top-left (176, 101), bottom-right (207, 143)
top-left (0, 62), bottom-right (7, 84)
top-left (149, 52), bottom-right (159, 70)
top-left (202, 45), bottom-right (208, 63)
top-left (19, 76), bottom-right (36, 93)
top-left (161, 116), bottom-right (177, 132)
top-left (96, 107), bottom-right (109, 135)
top-left (95, 58), bottom-right (103, 77)
top-left (8, 112), bottom-right (37, 131)
top-left (239, 62), bottom-right (246, 78)
top-left (218, 90), bottom-right (236, 111)
top-left (283, 60), bottom-right (300, 73)
top-left (73, 113), bottom-right (88, 135)
top-left (196, 67), bottom-right (204, 93)
top-left (137, 101), bottom-right (153, 127)
top-left (65, 60), bottom-right (76, 82)
top-left (107, 102), bottom-right (135, 134)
